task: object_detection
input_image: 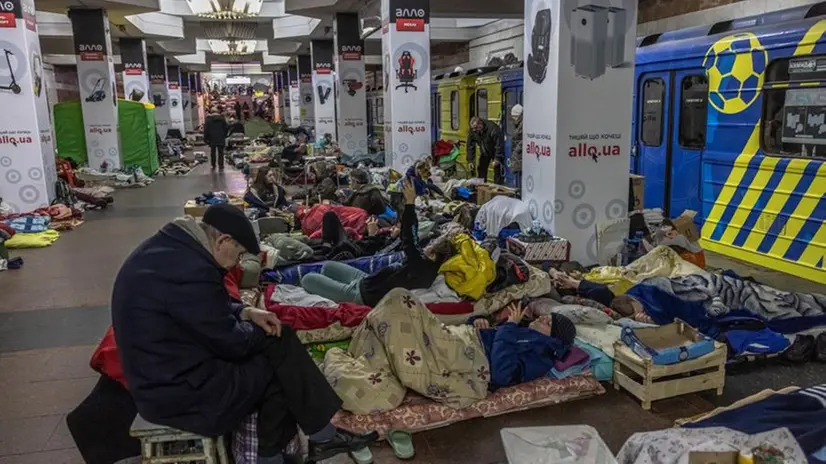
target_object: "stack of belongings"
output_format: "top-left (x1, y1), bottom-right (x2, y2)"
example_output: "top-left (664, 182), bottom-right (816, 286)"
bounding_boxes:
top-left (75, 166), bottom-right (153, 188)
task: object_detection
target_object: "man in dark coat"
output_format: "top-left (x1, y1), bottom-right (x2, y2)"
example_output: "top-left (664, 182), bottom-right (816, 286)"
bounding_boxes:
top-left (203, 109), bottom-right (229, 170)
top-left (510, 104), bottom-right (524, 194)
top-left (467, 116), bottom-right (505, 184)
top-left (111, 204), bottom-right (377, 463)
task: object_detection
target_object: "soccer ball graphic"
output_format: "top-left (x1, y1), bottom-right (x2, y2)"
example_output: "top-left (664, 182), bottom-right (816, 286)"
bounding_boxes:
top-left (703, 32), bottom-right (768, 114)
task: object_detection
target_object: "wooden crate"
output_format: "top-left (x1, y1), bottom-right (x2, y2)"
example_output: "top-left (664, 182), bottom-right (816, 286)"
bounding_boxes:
top-left (613, 339), bottom-right (726, 410)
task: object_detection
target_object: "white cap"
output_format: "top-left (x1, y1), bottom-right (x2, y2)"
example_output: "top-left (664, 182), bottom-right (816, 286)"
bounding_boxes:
top-left (511, 104), bottom-right (523, 118)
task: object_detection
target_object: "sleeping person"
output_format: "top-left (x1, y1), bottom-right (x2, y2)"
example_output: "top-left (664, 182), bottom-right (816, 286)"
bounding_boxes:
top-left (468, 301), bottom-right (576, 389)
top-left (301, 177), bottom-right (456, 306)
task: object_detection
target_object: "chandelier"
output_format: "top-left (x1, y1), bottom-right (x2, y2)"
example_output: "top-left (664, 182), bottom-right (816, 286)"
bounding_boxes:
top-left (186, 0), bottom-right (263, 19)
top-left (209, 39), bottom-right (257, 56)
top-left (202, 21), bottom-right (257, 40)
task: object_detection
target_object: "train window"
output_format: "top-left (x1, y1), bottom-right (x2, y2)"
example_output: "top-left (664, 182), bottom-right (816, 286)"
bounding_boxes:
top-left (477, 89), bottom-right (488, 120)
top-left (504, 90), bottom-right (518, 136)
top-left (641, 78), bottom-right (665, 147)
top-left (377, 97), bottom-right (384, 124)
top-left (679, 75), bottom-right (708, 149)
top-left (450, 91), bottom-right (459, 130)
top-left (469, 92), bottom-right (477, 119)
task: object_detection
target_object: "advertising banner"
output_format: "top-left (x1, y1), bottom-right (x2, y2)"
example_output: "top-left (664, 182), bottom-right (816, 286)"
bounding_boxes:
top-left (297, 55), bottom-right (314, 128)
top-left (147, 54), bottom-right (170, 139)
top-left (181, 70), bottom-right (193, 132)
top-left (334, 13), bottom-right (368, 156)
top-left (166, 64), bottom-right (184, 136)
top-left (381, 0), bottom-right (431, 171)
top-left (311, 40), bottom-right (336, 139)
top-left (68, 8), bottom-right (120, 170)
top-left (288, 65), bottom-right (301, 127)
top-left (119, 38), bottom-right (148, 103)
top-left (522, 0), bottom-right (637, 263)
top-left (0, 0), bottom-right (56, 212)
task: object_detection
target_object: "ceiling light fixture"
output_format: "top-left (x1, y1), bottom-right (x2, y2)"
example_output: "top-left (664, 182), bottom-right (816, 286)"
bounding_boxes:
top-left (186, 0), bottom-right (263, 19)
top-left (209, 39), bottom-right (257, 55)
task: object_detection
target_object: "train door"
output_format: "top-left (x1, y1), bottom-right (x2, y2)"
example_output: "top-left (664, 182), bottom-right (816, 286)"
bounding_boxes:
top-left (668, 71), bottom-right (707, 219)
top-left (502, 88), bottom-right (519, 187)
top-left (635, 72), bottom-right (671, 211)
top-left (431, 92), bottom-right (441, 143)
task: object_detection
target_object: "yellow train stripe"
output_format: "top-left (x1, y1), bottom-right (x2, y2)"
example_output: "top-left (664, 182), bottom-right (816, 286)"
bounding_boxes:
top-left (742, 159), bottom-right (809, 250)
top-left (701, 124), bottom-right (760, 238)
top-left (768, 163), bottom-right (826, 258)
top-left (719, 156), bottom-right (781, 244)
top-left (795, 20), bottom-right (826, 56)
top-left (799, 223), bottom-right (826, 269)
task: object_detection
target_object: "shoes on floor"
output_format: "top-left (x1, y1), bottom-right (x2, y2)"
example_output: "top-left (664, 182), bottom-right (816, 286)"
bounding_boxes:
top-left (306, 428), bottom-right (379, 463)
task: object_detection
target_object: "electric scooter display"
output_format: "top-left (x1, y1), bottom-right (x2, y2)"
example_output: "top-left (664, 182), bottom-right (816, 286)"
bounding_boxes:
top-left (85, 78), bottom-right (107, 102)
top-left (1, 49), bottom-right (21, 94)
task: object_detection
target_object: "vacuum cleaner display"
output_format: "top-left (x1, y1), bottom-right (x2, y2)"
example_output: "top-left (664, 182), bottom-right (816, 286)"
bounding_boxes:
top-left (1, 49), bottom-right (21, 94)
top-left (527, 8), bottom-right (551, 84)
top-left (569, 5), bottom-right (627, 80)
top-left (317, 85), bottom-right (331, 104)
top-left (86, 78), bottom-right (107, 102)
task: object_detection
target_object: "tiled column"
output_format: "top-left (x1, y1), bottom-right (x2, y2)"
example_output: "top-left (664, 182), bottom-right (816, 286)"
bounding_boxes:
top-left (381, 0), bottom-right (431, 170)
top-left (166, 64), bottom-right (184, 137)
top-left (521, 0), bottom-right (637, 263)
top-left (119, 38), bottom-right (149, 103)
top-left (0, 0), bottom-right (57, 212)
top-left (68, 8), bottom-right (120, 170)
top-left (147, 54), bottom-right (170, 139)
top-left (334, 13), bottom-right (367, 156)
top-left (311, 40), bottom-right (336, 139)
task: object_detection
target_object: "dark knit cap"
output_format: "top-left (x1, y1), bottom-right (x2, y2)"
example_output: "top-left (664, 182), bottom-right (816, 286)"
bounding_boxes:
top-left (202, 203), bottom-right (260, 255)
top-left (550, 313), bottom-right (577, 346)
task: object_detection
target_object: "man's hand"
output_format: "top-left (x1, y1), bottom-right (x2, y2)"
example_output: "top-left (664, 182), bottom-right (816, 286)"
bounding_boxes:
top-left (402, 177), bottom-right (417, 205)
top-left (366, 216), bottom-right (378, 237)
top-left (507, 301), bottom-right (525, 324)
top-left (243, 307), bottom-right (282, 336)
top-left (473, 318), bottom-right (490, 329)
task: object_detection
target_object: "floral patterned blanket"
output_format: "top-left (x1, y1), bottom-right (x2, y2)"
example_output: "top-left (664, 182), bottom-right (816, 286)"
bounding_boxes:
top-left (323, 288), bottom-right (490, 414)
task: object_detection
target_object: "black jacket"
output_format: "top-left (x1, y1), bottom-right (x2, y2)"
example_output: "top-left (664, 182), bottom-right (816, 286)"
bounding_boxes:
top-left (203, 114), bottom-right (229, 147)
top-left (345, 184), bottom-right (388, 216)
top-left (359, 205), bottom-right (440, 306)
top-left (466, 119), bottom-right (505, 163)
top-left (111, 221), bottom-right (271, 436)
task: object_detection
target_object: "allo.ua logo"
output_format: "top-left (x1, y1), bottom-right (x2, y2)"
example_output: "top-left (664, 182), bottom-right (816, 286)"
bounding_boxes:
top-left (526, 140), bottom-right (551, 160)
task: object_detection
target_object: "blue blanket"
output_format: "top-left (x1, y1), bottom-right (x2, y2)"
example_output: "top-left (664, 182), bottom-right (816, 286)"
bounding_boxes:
top-left (261, 252), bottom-right (404, 286)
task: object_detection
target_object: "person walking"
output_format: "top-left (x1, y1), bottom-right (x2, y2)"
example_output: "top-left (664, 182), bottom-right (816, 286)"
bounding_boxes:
top-left (203, 109), bottom-right (229, 170)
top-left (510, 104), bottom-right (524, 194)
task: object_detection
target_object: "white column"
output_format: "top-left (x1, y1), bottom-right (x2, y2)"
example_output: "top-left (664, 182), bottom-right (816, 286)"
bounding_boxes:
top-left (148, 54), bottom-right (170, 139)
top-left (181, 70), bottom-right (193, 132)
top-left (522, 0), bottom-right (637, 263)
top-left (288, 65), bottom-right (301, 127)
top-left (381, 0), bottom-right (431, 171)
top-left (69, 8), bottom-right (120, 170)
top-left (167, 64), bottom-right (184, 137)
top-left (119, 38), bottom-right (149, 103)
top-left (297, 55), bottom-right (314, 128)
top-left (334, 13), bottom-right (368, 156)
top-left (0, 0), bottom-right (56, 212)
top-left (311, 40), bottom-right (336, 139)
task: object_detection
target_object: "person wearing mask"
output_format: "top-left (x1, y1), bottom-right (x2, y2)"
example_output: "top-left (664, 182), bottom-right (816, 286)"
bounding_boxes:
top-left (467, 116), bottom-right (505, 184)
top-left (112, 205), bottom-right (378, 463)
top-left (203, 109), bottom-right (229, 170)
top-left (510, 104), bottom-right (524, 193)
top-left (301, 178), bottom-right (456, 306)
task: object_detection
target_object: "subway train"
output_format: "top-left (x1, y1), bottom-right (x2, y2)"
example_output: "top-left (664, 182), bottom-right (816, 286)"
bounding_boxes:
top-left (366, 2), bottom-right (826, 282)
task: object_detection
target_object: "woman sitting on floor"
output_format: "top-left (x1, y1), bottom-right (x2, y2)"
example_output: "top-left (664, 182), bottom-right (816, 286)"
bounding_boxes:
top-left (301, 178), bottom-right (455, 307)
top-left (244, 167), bottom-right (288, 217)
top-left (344, 168), bottom-right (389, 216)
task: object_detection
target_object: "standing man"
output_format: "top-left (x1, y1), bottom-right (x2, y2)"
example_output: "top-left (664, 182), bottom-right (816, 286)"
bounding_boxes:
top-left (510, 104), bottom-right (524, 194)
top-left (111, 204), bottom-right (378, 464)
top-left (203, 108), bottom-right (229, 170)
top-left (467, 116), bottom-right (505, 184)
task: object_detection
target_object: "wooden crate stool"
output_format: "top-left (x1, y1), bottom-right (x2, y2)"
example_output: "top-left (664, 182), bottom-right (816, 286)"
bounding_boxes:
top-left (130, 415), bottom-right (230, 464)
top-left (613, 340), bottom-right (726, 410)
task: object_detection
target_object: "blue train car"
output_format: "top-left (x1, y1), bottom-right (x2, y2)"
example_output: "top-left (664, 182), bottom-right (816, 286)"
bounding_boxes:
top-left (498, 64), bottom-right (524, 187)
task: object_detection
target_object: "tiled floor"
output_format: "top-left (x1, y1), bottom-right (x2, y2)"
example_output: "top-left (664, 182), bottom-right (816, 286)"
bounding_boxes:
top-left (0, 162), bottom-right (824, 463)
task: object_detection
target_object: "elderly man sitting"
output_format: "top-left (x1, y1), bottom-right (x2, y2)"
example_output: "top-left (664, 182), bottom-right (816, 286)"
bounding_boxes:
top-left (111, 204), bottom-right (377, 463)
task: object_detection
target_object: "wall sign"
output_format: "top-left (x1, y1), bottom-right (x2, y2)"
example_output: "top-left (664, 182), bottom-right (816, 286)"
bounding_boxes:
top-left (334, 12), bottom-right (367, 156)
top-left (312, 40), bottom-right (336, 138)
top-left (297, 55), bottom-right (314, 128)
top-left (166, 64), bottom-right (184, 136)
top-left (119, 38), bottom-right (148, 103)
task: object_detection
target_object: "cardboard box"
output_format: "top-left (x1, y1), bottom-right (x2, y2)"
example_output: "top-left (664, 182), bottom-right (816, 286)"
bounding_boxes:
top-left (477, 184), bottom-right (516, 205)
top-left (672, 210), bottom-right (700, 243)
top-left (184, 198), bottom-right (245, 217)
top-left (629, 174), bottom-right (645, 211)
top-left (688, 452), bottom-right (738, 464)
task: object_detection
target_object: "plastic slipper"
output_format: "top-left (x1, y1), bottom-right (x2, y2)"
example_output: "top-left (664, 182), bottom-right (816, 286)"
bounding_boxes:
top-left (349, 446), bottom-right (373, 464)
top-left (387, 430), bottom-right (415, 460)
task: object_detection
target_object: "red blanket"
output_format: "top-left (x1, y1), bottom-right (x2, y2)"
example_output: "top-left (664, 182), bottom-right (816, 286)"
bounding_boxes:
top-left (297, 204), bottom-right (368, 238)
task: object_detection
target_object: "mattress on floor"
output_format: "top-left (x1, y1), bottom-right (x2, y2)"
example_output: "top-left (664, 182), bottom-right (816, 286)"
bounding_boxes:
top-left (260, 252), bottom-right (404, 285)
top-left (331, 374), bottom-right (605, 438)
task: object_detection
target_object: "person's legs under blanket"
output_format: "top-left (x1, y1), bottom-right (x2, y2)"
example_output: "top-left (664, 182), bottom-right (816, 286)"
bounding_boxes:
top-left (300, 261), bottom-right (367, 304)
top-left (256, 326), bottom-right (377, 461)
top-left (477, 156), bottom-right (491, 182)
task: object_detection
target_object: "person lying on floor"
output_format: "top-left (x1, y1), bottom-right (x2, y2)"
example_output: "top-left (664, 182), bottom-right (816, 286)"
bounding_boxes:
top-left (549, 268), bottom-right (654, 323)
top-left (111, 204), bottom-right (377, 464)
top-left (245, 167), bottom-right (289, 217)
top-left (314, 212), bottom-right (400, 261)
top-left (301, 177), bottom-right (456, 306)
top-left (468, 301), bottom-right (576, 389)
